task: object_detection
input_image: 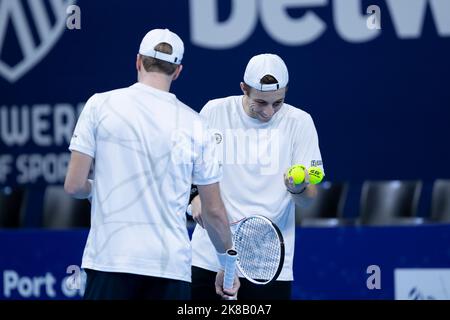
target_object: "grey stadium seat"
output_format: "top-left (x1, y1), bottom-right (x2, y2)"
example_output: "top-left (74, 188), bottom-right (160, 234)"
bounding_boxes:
top-left (296, 181), bottom-right (349, 227)
top-left (0, 187), bottom-right (24, 228)
top-left (358, 180), bottom-right (423, 226)
top-left (430, 179), bottom-right (450, 223)
top-left (42, 185), bottom-right (91, 229)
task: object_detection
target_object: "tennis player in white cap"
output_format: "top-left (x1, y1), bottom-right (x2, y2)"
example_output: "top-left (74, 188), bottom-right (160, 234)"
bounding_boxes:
top-left (189, 54), bottom-right (325, 300)
top-left (64, 28), bottom-right (238, 299)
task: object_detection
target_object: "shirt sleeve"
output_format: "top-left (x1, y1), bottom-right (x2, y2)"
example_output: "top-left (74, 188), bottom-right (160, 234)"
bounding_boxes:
top-left (192, 116), bottom-right (222, 186)
top-left (292, 114), bottom-right (325, 176)
top-left (199, 100), bottom-right (213, 121)
top-left (68, 94), bottom-right (98, 158)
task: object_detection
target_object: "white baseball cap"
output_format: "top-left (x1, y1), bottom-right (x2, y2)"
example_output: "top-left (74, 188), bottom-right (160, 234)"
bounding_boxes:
top-left (139, 28), bottom-right (184, 65)
top-left (243, 54), bottom-right (289, 91)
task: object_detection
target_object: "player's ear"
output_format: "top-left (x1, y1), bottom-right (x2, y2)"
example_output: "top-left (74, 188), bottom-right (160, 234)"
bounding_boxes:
top-left (172, 64), bottom-right (183, 81)
top-left (240, 82), bottom-right (249, 96)
top-left (136, 54), bottom-right (142, 72)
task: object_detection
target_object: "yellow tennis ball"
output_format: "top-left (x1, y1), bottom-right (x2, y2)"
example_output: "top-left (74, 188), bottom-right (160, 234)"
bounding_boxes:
top-left (286, 165), bottom-right (306, 185)
top-left (308, 167), bottom-right (324, 185)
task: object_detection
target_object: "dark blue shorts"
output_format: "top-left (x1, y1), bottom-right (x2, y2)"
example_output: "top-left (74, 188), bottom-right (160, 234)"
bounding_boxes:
top-left (84, 269), bottom-right (191, 300)
top-left (191, 266), bottom-right (292, 300)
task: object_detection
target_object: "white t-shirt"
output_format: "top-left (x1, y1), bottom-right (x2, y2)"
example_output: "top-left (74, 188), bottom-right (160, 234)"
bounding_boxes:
top-left (191, 95), bottom-right (324, 281)
top-left (69, 83), bottom-right (221, 283)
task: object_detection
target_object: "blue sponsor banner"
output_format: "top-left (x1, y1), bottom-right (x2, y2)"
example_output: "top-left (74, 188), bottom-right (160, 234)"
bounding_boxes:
top-left (293, 224), bottom-right (450, 299)
top-left (0, 229), bottom-right (88, 300)
top-left (1, 225), bottom-right (449, 300)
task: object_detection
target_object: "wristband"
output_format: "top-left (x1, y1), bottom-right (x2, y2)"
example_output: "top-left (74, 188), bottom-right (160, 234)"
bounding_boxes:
top-left (288, 186), bottom-right (307, 195)
top-left (189, 184), bottom-right (199, 203)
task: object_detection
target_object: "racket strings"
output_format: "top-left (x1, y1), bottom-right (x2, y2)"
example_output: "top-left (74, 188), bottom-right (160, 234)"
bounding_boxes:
top-left (234, 217), bottom-right (281, 282)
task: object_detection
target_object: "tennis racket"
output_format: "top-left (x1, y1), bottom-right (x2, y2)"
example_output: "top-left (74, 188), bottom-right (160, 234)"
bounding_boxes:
top-left (223, 215), bottom-right (285, 288)
top-left (187, 206), bottom-right (285, 288)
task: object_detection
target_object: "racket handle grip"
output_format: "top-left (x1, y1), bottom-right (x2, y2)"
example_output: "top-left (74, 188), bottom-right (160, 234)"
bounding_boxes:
top-left (223, 249), bottom-right (238, 291)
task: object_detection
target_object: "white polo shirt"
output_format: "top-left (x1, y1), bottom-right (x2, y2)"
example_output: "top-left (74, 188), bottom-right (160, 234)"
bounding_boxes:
top-left (69, 83), bottom-right (221, 282)
top-left (191, 95), bottom-right (324, 281)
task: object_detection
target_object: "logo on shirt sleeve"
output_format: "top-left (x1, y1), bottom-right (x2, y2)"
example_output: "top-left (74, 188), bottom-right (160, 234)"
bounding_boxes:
top-left (311, 160), bottom-right (323, 167)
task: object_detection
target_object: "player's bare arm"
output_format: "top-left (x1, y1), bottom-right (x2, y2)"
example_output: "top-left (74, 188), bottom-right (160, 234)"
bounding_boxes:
top-left (64, 151), bottom-right (93, 199)
top-left (198, 183), bottom-right (232, 253)
top-left (198, 183), bottom-right (240, 297)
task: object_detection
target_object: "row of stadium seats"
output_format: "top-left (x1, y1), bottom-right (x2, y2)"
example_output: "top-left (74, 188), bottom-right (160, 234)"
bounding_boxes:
top-left (0, 186), bottom-right (90, 229)
top-left (296, 180), bottom-right (450, 227)
top-left (0, 180), bottom-right (449, 229)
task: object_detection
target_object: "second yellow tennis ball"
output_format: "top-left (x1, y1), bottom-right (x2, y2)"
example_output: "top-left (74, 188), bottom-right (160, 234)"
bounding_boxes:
top-left (308, 167), bottom-right (324, 185)
top-left (286, 165), bottom-right (306, 185)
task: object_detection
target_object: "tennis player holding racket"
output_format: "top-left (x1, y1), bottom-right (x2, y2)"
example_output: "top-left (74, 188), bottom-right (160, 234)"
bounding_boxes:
top-left (190, 54), bottom-right (324, 300)
top-left (64, 29), bottom-right (239, 300)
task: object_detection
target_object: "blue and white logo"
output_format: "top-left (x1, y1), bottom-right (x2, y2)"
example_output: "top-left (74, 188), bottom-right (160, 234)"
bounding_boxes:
top-left (395, 268), bottom-right (450, 300)
top-left (0, 0), bottom-right (76, 83)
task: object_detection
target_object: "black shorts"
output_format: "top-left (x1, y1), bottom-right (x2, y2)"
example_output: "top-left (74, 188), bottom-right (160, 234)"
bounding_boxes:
top-left (191, 266), bottom-right (292, 300)
top-left (84, 269), bottom-right (191, 300)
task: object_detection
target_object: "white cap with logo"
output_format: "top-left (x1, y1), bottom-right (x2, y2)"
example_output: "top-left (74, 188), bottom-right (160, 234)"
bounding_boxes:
top-left (243, 54), bottom-right (289, 91)
top-left (139, 28), bottom-right (184, 65)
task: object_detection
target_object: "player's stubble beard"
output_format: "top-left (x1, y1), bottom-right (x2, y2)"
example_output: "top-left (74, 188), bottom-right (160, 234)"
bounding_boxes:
top-left (242, 95), bottom-right (262, 121)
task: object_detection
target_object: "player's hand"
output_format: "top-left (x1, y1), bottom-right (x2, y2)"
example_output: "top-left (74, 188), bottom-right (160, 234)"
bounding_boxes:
top-left (191, 195), bottom-right (204, 228)
top-left (284, 168), bottom-right (310, 194)
top-left (215, 269), bottom-right (240, 299)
